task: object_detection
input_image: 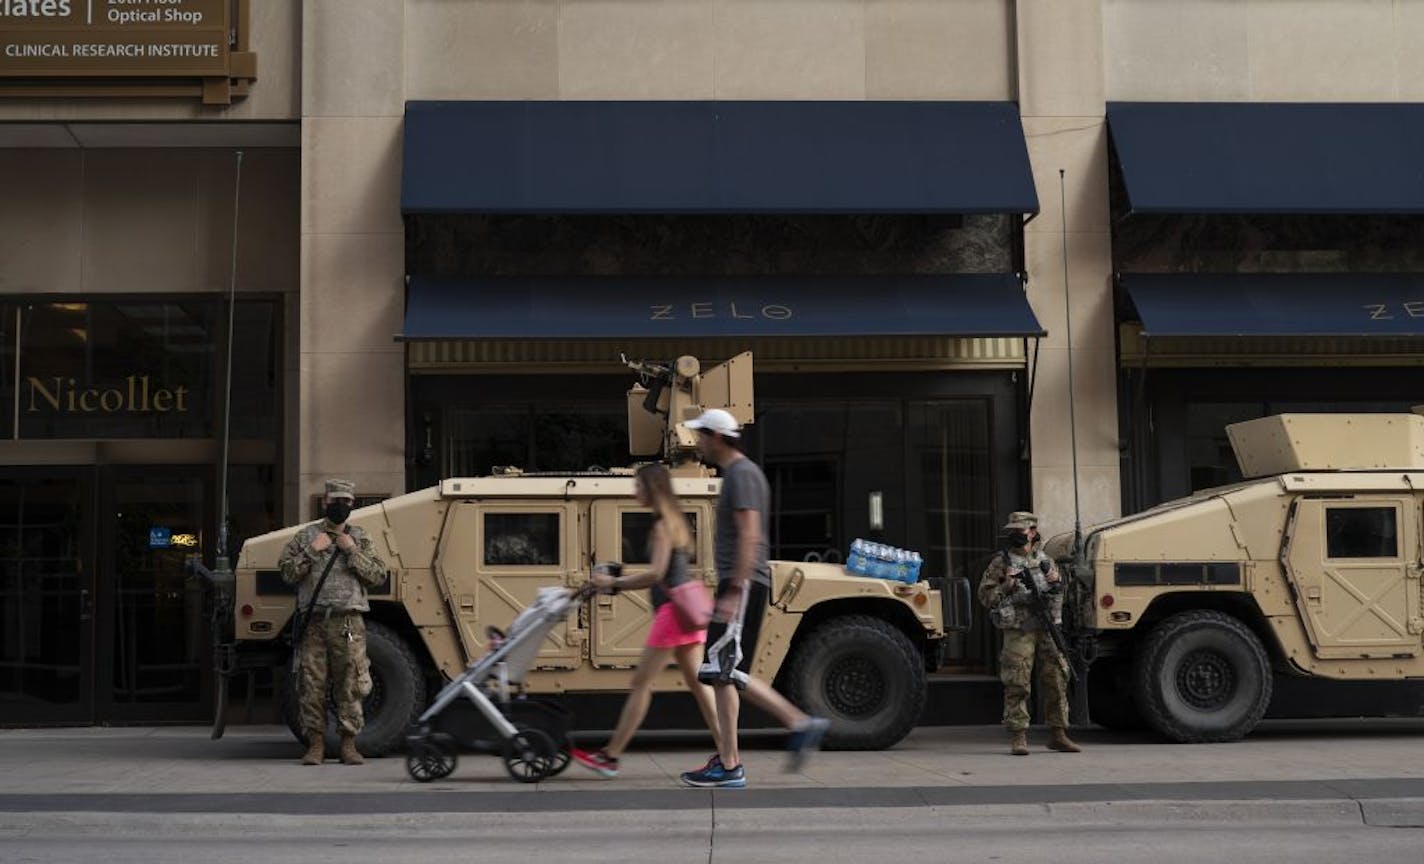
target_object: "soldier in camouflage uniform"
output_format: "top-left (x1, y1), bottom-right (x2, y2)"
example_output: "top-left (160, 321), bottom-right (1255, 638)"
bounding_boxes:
top-left (278, 479), bottom-right (387, 765)
top-left (978, 512), bottom-right (1082, 756)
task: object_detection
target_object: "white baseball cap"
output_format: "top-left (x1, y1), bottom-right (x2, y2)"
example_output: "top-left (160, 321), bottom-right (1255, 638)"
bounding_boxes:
top-left (684, 408), bottom-right (741, 438)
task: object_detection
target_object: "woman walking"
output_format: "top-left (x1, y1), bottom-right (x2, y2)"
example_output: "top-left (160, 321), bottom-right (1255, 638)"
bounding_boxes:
top-left (571, 463), bottom-right (720, 777)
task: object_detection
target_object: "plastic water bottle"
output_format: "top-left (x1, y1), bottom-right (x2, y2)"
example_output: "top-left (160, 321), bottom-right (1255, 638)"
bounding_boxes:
top-left (848, 539), bottom-right (867, 575)
top-left (868, 544), bottom-right (886, 579)
top-left (879, 546), bottom-right (896, 581)
top-left (908, 551), bottom-right (923, 583)
top-left (893, 550), bottom-right (910, 583)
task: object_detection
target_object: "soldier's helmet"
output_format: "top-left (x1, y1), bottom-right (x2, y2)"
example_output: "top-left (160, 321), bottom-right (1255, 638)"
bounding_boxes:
top-left (1006, 510), bottom-right (1038, 529)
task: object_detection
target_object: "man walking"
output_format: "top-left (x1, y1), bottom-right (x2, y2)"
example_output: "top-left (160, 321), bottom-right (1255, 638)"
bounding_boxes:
top-left (278, 479), bottom-right (387, 765)
top-left (978, 512), bottom-right (1081, 756)
top-left (677, 408), bottom-right (830, 788)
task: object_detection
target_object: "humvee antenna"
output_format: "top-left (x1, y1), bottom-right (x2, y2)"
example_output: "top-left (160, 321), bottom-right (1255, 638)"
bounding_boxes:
top-left (1059, 169), bottom-right (1083, 548)
top-left (216, 150), bottom-right (243, 563)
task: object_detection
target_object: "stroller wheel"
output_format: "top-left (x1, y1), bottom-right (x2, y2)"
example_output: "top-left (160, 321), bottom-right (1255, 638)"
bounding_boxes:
top-left (545, 743), bottom-right (572, 778)
top-left (406, 735), bottom-right (457, 783)
top-left (502, 727), bottom-right (558, 783)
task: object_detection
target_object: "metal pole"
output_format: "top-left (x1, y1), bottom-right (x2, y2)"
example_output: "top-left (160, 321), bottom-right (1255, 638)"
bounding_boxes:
top-left (218, 150), bottom-right (243, 560)
top-left (1058, 169), bottom-right (1083, 545)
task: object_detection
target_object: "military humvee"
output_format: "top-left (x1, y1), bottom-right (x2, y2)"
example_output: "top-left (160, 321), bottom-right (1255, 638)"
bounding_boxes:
top-left (1048, 410), bottom-right (1424, 743)
top-left (216, 353), bottom-right (948, 757)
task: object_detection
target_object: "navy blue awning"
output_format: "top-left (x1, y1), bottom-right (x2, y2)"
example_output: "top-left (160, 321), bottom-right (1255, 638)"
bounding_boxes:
top-left (401, 101), bottom-right (1039, 215)
top-left (1108, 103), bottom-right (1424, 214)
top-left (399, 275), bottom-right (1044, 341)
top-left (1124, 273), bottom-right (1424, 337)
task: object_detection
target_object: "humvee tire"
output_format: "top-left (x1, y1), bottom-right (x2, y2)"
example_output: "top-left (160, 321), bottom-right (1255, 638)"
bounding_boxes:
top-left (279, 620), bottom-right (427, 757)
top-left (1086, 657), bottom-right (1145, 731)
top-left (1133, 610), bottom-right (1272, 743)
top-left (783, 615), bottom-right (925, 750)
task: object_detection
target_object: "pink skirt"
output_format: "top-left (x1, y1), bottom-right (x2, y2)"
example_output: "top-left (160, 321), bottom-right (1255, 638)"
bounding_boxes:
top-left (645, 602), bottom-right (708, 648)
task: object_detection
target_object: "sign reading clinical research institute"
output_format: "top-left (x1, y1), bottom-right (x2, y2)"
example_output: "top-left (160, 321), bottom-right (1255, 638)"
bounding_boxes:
top-left (0, 0), bottom-right (256, 103)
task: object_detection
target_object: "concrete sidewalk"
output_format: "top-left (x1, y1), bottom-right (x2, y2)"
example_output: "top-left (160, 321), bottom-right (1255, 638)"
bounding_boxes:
top-left (1, 719), bottom-right (1422, 808)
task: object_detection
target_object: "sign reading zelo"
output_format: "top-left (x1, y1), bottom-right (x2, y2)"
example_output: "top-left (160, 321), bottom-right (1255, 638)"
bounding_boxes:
top-left (0, 0), bottom-right (256, 103)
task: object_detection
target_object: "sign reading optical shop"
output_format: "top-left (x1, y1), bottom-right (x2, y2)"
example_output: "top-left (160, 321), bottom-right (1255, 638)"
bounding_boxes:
top-left (0, 0), bottom-right (256, 103)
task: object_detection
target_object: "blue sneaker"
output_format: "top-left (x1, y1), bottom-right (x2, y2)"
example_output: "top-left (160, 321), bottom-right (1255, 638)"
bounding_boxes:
top-left (785, 716), bottom-right (831, 773)
top-left (680, 760), bottom-right (746, 788)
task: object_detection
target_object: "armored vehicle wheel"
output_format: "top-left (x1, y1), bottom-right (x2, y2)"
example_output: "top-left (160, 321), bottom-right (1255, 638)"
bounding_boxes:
top-left (1134, 610), bottom-right (1272, 743)
top-left (502, 726), bottom-right (559, 783)
top-left (406, 734), bottom-right (457, 782)
top-left (783, 615), bottom-right (924, 751)
top-left (280, 620), bottom-right (428, 757)
top-left (1086, 657), bottom-right (1145, 731)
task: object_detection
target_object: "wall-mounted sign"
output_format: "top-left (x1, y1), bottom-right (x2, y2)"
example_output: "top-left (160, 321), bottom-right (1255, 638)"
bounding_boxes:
top-left (0, 0), bottom-right (256, 103)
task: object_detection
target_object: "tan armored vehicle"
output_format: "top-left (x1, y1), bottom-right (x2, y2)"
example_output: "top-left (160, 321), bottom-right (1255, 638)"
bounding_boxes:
top-left (216, 353), bottom-right (947, 756)
top-left (1049, 410), bottom-right (1424, 743)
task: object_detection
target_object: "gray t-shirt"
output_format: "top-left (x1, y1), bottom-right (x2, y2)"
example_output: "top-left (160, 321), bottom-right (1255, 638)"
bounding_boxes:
top-left (714, 456), bottom-right (771, 587)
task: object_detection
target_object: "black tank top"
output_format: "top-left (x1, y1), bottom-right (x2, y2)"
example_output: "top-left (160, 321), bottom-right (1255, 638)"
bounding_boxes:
top-left (650, 548), bottom-right (691, 609)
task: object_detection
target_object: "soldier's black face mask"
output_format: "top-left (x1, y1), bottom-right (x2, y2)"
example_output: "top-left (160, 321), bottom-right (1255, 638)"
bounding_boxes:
top-left (325, 501), bottom-right (352, 524)
top-left (1006, 530), bottom-right (1030, 548)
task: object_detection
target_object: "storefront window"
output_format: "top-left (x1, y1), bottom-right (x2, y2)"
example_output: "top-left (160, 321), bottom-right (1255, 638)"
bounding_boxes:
top-left (7, 299), bottom-right (278, 441)
top-left (0, 308), bottom-right (14, 440)
top-left (909, 401), bottom-right (994, 593)
top-left (228, 303), bottom-right (280, 441)
top-left (446, 405), bottom-right (625, 476)
top-left (18, 302), bottom-right (215, 439)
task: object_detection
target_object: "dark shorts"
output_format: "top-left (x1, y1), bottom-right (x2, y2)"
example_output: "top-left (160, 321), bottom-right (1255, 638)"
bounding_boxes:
top-left (697, 580), bottom-right (768, 689)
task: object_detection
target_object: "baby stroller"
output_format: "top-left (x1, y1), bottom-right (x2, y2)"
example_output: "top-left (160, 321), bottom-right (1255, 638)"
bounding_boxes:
top-left (405, 584), bottom-right (595, 783)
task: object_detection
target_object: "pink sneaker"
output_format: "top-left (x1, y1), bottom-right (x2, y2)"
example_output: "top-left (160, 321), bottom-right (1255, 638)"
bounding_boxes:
top-left (571, 748), bottom-right (620, 778)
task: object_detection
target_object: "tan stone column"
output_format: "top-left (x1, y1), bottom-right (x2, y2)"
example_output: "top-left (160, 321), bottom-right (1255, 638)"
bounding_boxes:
top-left (295, 0), bottom-right (406, 515)
top-left (1016, 0), bottom-right (1120, 540)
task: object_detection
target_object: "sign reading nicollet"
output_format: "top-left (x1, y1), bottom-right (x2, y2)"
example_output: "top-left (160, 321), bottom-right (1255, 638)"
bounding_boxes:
top-left (27, 375), bottom-right (190, 414)
top-left (0, 0), bottom-right (256, 103)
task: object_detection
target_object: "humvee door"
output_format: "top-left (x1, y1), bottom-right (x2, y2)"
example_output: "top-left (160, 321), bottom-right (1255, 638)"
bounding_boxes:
top-left (434, 500), bottom-right (585, 670)
top-left (1283, 496), bottom-right (1422, 659)
top-left (588, 498), bottom-right (714, 668)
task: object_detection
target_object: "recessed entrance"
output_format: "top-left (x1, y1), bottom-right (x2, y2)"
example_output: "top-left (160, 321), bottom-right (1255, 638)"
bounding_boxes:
top-left (0, 465), bottom-right (214, 724)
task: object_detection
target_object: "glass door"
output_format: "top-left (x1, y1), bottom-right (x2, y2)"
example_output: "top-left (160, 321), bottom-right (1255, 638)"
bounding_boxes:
top-left (0, 469), bottom-right (95, 725)
top-left (99, 467), bottom-right (211, 722)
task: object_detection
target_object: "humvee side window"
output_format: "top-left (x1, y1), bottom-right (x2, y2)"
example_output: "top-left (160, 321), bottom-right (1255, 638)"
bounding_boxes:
top-left (1324, 507), bottom-right (1398, 559)
top-left (483, 513), bottom-right (561, 566)
top-left (620, 512), bottom-right (699, 565)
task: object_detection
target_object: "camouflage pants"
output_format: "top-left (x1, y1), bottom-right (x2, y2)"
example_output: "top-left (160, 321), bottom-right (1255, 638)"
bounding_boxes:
top-left (999, 628), bottom-right (1069, 731)
top-left (295, 611), bottom-right (372, 736)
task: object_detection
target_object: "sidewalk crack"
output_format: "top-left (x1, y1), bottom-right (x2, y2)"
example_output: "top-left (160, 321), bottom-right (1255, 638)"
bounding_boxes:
top-left (706, 792), bottom-right (716, 864)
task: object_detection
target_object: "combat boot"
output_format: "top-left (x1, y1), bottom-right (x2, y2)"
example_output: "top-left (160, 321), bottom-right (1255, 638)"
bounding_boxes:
top-left (1047, 727), bottom-right (1082, 753)
top-left (1009, 729), bottom-right (1029, 756)
top-left (339, 733), bottom-right (365, 765)
top-left (301, 732), bottom-right (324, 766)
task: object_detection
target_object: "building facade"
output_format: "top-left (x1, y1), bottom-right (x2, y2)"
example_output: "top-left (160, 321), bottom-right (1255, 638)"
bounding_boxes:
top-left (2, 0), bottom-right (1421, 724)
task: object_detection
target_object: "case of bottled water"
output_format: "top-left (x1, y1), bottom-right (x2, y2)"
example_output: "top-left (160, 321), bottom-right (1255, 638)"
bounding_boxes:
top-left (845, 539), bottom-right (924, 583)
